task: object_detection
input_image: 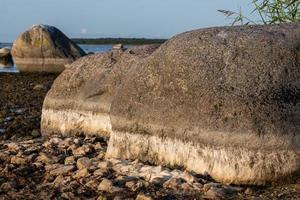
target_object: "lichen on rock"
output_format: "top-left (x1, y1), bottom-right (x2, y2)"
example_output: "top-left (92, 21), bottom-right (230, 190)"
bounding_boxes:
top-left (11, 24), bottom-right (86, 73)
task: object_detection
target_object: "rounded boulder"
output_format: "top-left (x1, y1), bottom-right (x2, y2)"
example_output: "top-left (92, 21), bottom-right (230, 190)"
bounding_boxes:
top-left (106, 23), bottom-right (300, 185)
top-left (11, 24), bottom-right (86, 73)
top-left (41, 44), bottom-right (160, 137)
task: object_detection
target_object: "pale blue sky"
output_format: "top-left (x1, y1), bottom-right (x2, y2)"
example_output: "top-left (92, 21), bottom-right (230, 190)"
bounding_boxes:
top-left (0, 0), bottom-right (258, 42)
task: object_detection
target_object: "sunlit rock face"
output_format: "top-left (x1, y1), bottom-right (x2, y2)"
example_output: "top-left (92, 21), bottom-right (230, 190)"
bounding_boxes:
top-left (106, 23), bottom-right (300, 185)
top-left (0, 47), bottom-right (13, 67)
top-left (41, 44), bottom-right (160, 137)
top-left (11, 24), bottom-right (86, 73)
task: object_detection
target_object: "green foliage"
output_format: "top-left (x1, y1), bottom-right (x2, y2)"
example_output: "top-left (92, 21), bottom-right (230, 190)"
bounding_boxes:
top-left (218, 0), bottom-right (300, 25)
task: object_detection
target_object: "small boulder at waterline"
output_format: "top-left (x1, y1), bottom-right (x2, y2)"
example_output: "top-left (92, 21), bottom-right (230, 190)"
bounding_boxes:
top-left (106, 23), bottom-right (300, 185)
top-left (11, 24), bottom-right (86, 73)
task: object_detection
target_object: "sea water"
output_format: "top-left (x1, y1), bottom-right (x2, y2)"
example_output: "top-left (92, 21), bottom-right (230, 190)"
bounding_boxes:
top-left (0, 44), bottom-right (129, 73)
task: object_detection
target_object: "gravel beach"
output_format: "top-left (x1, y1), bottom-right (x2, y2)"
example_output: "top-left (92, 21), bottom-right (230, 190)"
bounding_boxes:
top-left (0, 73), bottom-right (299, 200)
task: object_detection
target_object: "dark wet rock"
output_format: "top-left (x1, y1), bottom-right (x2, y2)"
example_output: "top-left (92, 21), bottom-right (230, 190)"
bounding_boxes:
top-left (0, 47), bottom-right (13, 67)
top-left (31, 129), bottom-right (41, 137)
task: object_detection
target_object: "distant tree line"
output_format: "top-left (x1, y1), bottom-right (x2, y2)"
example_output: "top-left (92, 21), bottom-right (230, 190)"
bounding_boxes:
top-left (71, 38), bottom-right (167, 45)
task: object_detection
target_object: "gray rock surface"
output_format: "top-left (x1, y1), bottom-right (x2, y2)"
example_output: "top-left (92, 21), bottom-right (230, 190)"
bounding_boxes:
top-left (106, 23), bottom-right (300, 185)
top-left (41, 45), bottom-right (160, 137)
top-left (11, 24), bottom-right (86, 72)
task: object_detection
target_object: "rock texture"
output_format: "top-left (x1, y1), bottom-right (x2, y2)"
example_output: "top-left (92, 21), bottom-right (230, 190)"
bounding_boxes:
top-left (106, 23), bottom-right (300, 185)
top-left (41, 45), bottom-right (160, 137)
top-left (0, 47), bottom-right (13, 67)
top-left (11, 24), bottom-right (86, 73)
top-left (1, 74), bottom-right (300, 199)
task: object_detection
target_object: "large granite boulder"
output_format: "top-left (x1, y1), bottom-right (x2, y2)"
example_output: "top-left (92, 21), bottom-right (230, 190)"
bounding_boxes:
top-left (0, 47), bottom-right (13, 67)
top-left (41, 44), bottom-right (160, 137)
top-left (11, 24), bottom-right (86, 73)
top-left (106, 23), bottom-right (300, 185)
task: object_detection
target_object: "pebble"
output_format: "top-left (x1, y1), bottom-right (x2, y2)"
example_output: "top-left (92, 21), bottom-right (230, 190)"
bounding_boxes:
top-left (33, 84), bottom-right (44, 90)
top-left (35, 154), bottom-right (55, 164)
top-left (244, 187), bottom-right (256, 195)
top-left (73, 168), bottom-right (90, 179)
top-left (73, 144), bottom-right (93, 156)
top-left (31, 129), bottom-right (41, 137)
top-left (10, 155), bottom-right (30, 165)
top-left (98, 161), bottom-right (112, 169)
top-left (64, 156), bottom-right (76, 165)
top-left (98, 178), bottom-right (113, 192)
top-left (163, 177), bottom-right (185, 190)
top-left (0, 134), bottom-right (296, 199)
top-left (50, 165), bottom-right (75, 176)
top-left (136, 194), bottom-right (153, 200)
top-left (76, 157), bottom-right (91, 170)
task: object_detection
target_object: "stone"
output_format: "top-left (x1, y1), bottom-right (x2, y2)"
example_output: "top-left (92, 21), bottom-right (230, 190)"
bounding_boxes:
top-left (33, 84), bottom-right (44, 90)
top-left (72, 145), bottom-right (93, 156)
top-left (97, 161), bottom-right (112, 169)
top-left (50, 165), bottom-right (75, 176)
top-left (6, 142), bottom-right (21, 151)
top-left (41, 44), bottom-right (160, 137)
top-left (244, 187), bottom-right (256, 195)
top-left (53, 175), bottom-right (65, 187)
top-left (73, 168), bottom-right (89, 179)
top-left (31, 129), bottom-right (41, 137)
top-left (163, 177), bottom-right (185, 190)
top-left (136, 194), bottom-right (153, 200)
top-left (112, 43), bottom-right (124, 50)
top-left (0, 181), bottom-right (17, 192)
top-left (93, 168), bottom-right (107, 177)
top-left (204, 186), bottom-right (228, 199)
top-left (94, 142), bottom-right (102, 150)
top-left (85, 179), bottom-right (99, 189)
top-left (76, 157), bottom-right (91, 170)
top-left (0, 47), bottom-right (13, 67)
top-left (97, 196), bottom-right (108, 200)
top-left (61, 192), bottom-right (76, 199)
top-left (58, 138), bottom-right (72, 149)
top-left (49, 137), bottom-right (62, 145)
top-left (106, 23), bottom-right (300, 185)
top-left (11, 24), bottom-right (86, 73)
top-left (36, 154), bottom-right (56, 164)
top-left (64, 156), bottom-right (76, 165)
top-left (10, 155), bottom-right (30, 165)
top-left (97, 178), bottom-right (113, 192)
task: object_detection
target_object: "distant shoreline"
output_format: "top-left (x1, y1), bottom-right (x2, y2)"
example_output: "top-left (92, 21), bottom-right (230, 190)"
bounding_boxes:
top-left (71, 38), bottom-right (167, 45)
top-left (0, 38), bottom-right (167, 47)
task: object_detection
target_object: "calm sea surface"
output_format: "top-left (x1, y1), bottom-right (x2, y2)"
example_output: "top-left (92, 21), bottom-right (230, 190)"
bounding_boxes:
top-left (0, 44), bottom-right (129, 73)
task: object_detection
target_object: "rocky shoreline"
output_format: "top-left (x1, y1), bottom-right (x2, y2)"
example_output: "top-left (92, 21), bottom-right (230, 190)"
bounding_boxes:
top-left (0, 73), bottom-right (299, 199)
